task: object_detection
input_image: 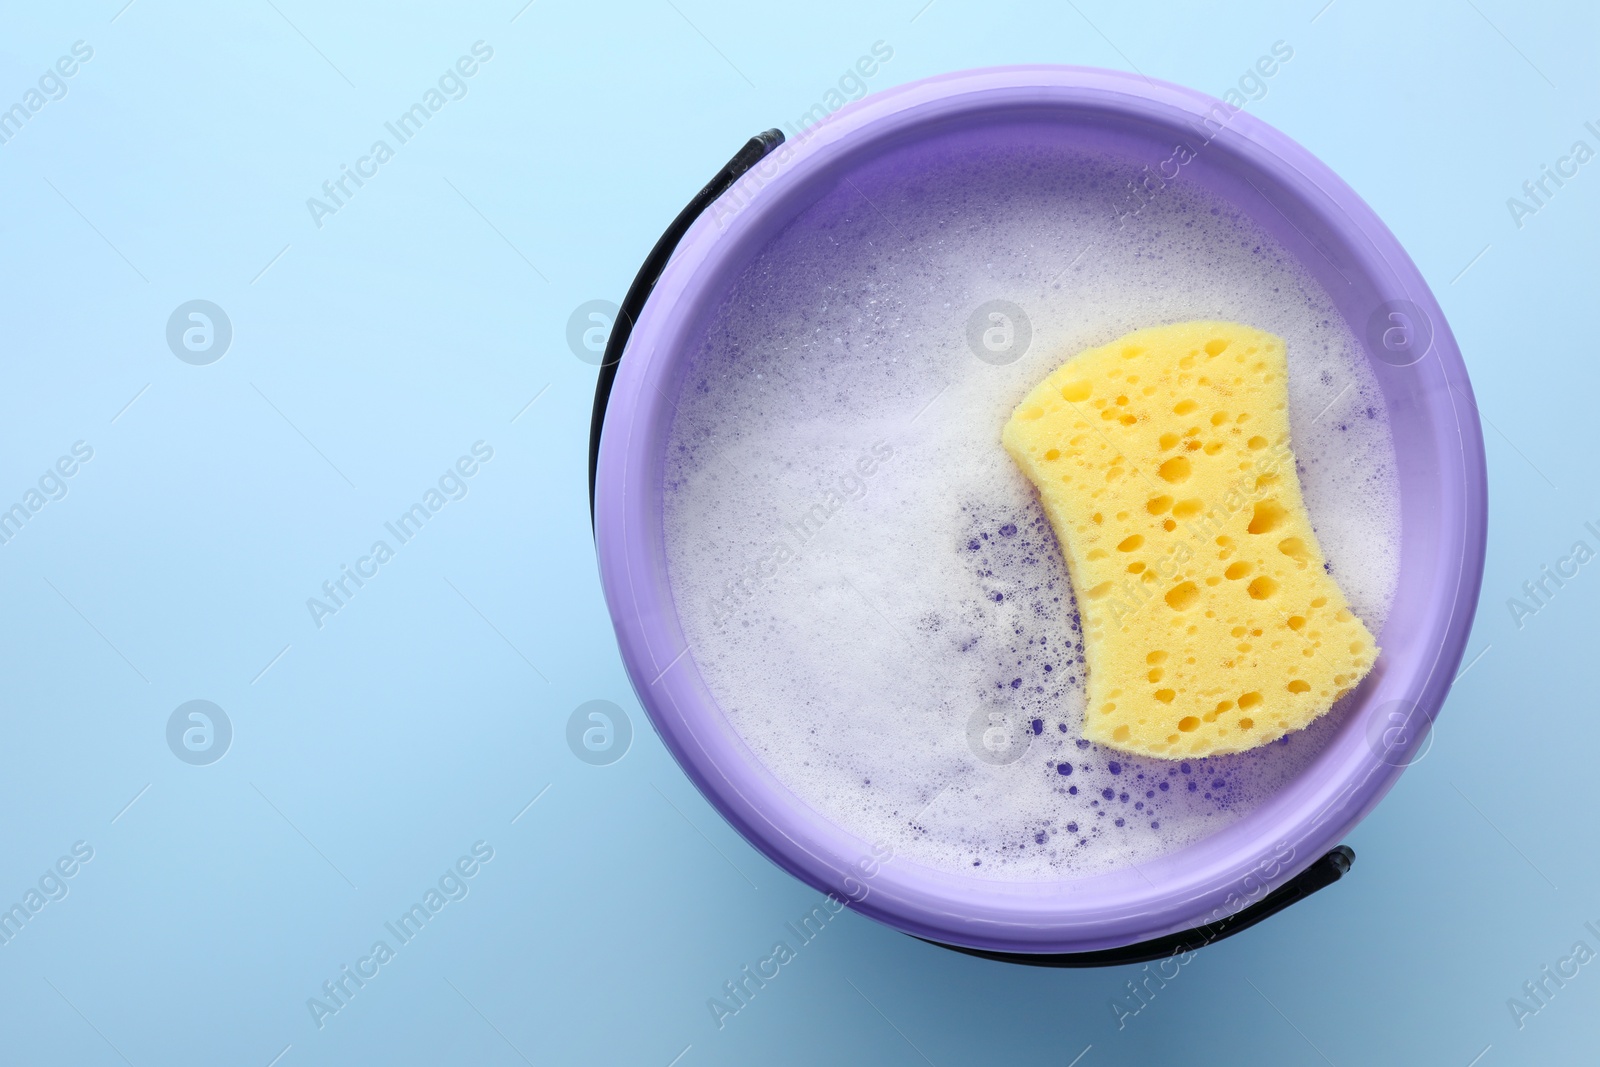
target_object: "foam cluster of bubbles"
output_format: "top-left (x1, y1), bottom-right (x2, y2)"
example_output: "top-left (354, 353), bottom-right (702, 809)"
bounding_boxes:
top-left (660, 132), bottom-right (1401, 879)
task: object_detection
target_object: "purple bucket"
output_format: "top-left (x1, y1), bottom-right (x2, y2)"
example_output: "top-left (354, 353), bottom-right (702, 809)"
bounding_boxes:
top-left (593, 67), bottom-right (1487, 957)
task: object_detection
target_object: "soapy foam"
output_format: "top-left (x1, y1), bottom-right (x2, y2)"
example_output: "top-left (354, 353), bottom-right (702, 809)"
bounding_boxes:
top-left (661, 137), bottom-right (1401, 879)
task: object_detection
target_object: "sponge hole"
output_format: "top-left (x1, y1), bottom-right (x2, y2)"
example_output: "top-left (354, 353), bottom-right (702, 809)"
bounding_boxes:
top-left (1164, 581), bottom-right (1200, 611)
top-left (1158, 456), bottom-right (1192, 483)
top-left (1247, 575), bottom-right (1279, 600)
top-left (1278, 536), bottom-right (1311, 565)
top-left (1247, 500), bottom-right (1287, 534)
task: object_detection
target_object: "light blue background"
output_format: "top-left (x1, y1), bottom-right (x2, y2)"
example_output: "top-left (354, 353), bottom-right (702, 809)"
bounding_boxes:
top-left (0, 0), bottom-right (1594, 1064)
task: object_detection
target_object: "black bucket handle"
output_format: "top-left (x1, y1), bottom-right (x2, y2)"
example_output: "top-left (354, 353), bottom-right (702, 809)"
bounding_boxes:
top-left (924, 846), bottom-right (1354, 967)
top-left (588, 128), bottom-right (785, 525)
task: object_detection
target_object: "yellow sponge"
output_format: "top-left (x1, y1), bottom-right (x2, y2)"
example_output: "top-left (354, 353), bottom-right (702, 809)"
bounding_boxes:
top-left (1001, 321), bottom-right (1377, 758)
